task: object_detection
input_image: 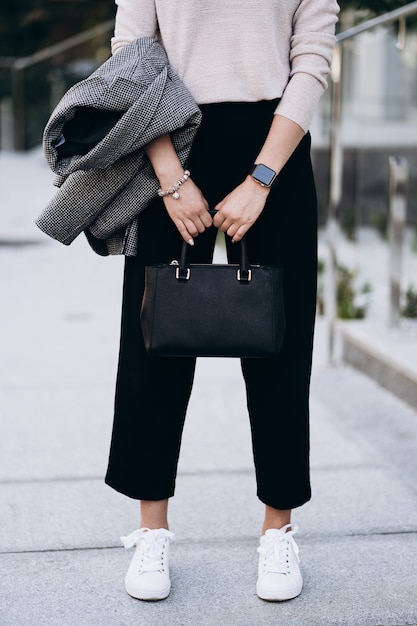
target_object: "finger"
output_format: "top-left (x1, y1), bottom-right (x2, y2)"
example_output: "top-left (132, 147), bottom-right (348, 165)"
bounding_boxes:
top-left (194, 216), bottom-right (209, 233)
top-left (226, 223), bottom-right (239, 239)
top-left (183, 218), bottom-right (201, 238)
top-left (174, 219), bottom-right (195, 246)
top-left (200, 209), bottom-right (214, 229)
top-left (231, 224), bottom-right (249, 243)
top-left (213, 212), bottom-right (226, 229)
top-left (194, 204), bottom-right (212, 230)
top-left (219, 218), bottom-right (234, 233)
top-left (191, 217), bottom-right (206, 234)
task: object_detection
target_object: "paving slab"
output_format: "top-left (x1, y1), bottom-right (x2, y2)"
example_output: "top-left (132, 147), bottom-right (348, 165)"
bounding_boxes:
top-left (2, 534), bottom-right (417, 626)
top-left (2, 457), bottom-right (417, 554)
top-left (0, 242), bottom-right (122, 389)
top-left (312, 366), bottom-right (417, 493)
top-left (0, 384), bottom-right (114, 480)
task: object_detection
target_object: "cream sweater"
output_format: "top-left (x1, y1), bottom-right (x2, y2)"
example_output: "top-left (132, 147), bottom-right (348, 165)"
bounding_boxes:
top-left (112, 0), bottom-right (339, 132)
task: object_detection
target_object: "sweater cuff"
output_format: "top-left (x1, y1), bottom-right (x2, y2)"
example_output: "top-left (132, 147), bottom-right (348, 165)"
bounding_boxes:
top-left (274, 72), bottom-right (326, 133)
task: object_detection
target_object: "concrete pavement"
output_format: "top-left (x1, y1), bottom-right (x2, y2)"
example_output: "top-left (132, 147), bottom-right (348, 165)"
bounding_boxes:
top-left (1, 149), bottom-right (417, 625)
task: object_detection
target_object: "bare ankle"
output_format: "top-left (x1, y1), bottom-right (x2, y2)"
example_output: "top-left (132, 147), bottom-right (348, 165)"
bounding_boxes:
top-left (140, 499), bottom-right (169, 530)
top-left (262, 505), bottom-right (291, 535)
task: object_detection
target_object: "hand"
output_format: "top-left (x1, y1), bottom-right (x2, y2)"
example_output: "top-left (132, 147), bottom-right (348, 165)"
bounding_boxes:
top-left (162, 178), bottom-right (212, 245)
top-left (213, 176), bottom-right (270, 242)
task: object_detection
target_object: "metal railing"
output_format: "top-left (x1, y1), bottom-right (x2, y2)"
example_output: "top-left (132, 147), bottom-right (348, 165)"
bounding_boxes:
top-left (326, 1), bottom-right (417, 363)
top-left (0, 20), bottom-right (114, 150)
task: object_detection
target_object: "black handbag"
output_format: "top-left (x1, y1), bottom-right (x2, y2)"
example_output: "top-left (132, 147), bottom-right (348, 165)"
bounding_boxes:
top-left (140, 234), bottom-right (285, 358)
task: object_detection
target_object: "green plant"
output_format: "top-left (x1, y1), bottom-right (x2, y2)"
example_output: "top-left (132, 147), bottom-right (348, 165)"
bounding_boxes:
top-left (360, 281), bottom-right (372, 296)
top-left (317, 258), bottom-right (325, 315)
top-left (336, 264), bottom-right (371, 319)
top-left (370, 211), bottom-right (388, 240)
top-left (341, 207), bottom-right (357, 242)
top-left (316, 260), bottom-right (371, 319)
top-left (411, 228), bottom-right (417, 254)
top-left (401, 285), bottom-right (417, 318)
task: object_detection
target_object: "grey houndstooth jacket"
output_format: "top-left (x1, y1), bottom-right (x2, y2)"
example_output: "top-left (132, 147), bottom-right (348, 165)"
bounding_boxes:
top-left (36, 37), bottom-right (201, 256)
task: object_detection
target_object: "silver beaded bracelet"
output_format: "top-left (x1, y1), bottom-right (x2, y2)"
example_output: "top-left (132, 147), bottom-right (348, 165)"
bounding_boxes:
top-left (157, 170), bottom-right (191, 200)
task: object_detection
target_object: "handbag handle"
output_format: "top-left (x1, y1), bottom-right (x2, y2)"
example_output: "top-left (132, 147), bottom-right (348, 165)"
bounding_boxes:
top-left (176, 210), bottom-right (251, 282)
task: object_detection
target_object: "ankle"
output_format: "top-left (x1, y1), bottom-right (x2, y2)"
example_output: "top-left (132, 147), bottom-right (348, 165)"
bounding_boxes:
top-left (139, 519), bottom-right (169, 530)
top-left (262, 506), bottom-right (291, 535)
top-left (140, 499), bottom-right (169, 531)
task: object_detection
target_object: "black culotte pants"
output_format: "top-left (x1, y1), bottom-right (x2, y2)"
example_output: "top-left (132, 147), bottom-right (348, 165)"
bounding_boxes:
top-left (105, 100), bottom-right (317, 510)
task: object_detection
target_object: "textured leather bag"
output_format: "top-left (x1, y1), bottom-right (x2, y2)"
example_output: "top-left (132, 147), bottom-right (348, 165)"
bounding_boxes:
top-left (140, 234), bottom-right (285, 358)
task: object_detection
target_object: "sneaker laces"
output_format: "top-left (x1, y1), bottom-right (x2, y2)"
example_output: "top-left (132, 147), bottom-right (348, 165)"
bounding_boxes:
top-left (121, 528), bottom-right (175, 574)
top-left (257, 524), bottom-right (300, 575)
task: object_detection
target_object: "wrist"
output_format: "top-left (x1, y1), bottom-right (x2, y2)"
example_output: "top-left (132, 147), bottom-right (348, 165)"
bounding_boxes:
top-left (245, 175), bottom-right (271, 195)
top-left (156, 165), bottom-right (185, 187)
top-left (157, 169), bottom-right (191, 200)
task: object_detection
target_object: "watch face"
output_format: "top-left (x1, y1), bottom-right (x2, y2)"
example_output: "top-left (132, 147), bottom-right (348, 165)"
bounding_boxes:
top-left (252, 163), bottom-right (276, 187)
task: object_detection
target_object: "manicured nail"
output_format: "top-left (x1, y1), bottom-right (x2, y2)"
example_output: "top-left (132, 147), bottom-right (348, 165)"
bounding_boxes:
top-left (188, 238), bottom-right (194, 246)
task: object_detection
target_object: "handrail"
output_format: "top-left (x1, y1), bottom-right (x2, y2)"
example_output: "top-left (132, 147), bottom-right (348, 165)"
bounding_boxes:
top-left (326, 1), bottom-right (417, 364)
top-left (8, 20), bottom-right (114, 71)
top-left (0, 19), bottom-right (114, 151)
top-left (336, 0), bottom-right (417, 43)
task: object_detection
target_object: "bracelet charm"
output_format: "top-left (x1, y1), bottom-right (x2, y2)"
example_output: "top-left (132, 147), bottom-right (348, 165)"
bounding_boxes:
top-left (157, 170), bottom-right (191, 200)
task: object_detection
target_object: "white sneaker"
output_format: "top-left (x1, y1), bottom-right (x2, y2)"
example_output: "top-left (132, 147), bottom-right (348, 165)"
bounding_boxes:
top-left (256, 524), bottom-right (303, 601)
top-left (121, 528), bottom-right (175, 601)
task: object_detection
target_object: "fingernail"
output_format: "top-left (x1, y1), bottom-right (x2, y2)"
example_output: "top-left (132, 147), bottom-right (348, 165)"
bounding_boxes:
top-left (188, 238), bottom-right (194, 246)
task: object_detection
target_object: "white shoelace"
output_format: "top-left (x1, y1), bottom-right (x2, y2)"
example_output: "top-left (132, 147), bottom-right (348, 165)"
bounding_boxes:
top-left (121, 528), bottom-right (175, 574)
top-left (257, 524), bottom-right (300, 575)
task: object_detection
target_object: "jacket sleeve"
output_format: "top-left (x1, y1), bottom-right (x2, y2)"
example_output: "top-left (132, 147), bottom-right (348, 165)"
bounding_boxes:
top-left (275, 0), bottom-right (340, 132)
top-left (111, 0), bottom-right (158, 54)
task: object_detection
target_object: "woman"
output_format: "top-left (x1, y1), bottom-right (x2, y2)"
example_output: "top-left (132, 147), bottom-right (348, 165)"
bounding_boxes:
top-left (105, 0), bottom-right (339, 602)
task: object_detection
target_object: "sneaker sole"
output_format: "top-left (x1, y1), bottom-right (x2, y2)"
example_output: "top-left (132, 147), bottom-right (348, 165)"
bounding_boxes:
top-left (256, 581), bottom-right (303, 602)
top-left (125, 582), bottom-right (171, 601)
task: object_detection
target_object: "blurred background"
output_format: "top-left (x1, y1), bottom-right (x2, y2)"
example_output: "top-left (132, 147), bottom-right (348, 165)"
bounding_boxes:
top-left (1, 3), bottom-right (417, 625)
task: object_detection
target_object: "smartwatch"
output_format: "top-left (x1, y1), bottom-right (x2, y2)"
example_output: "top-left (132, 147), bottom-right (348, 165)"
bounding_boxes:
top-left (249, 163), bottom-right (278, 188)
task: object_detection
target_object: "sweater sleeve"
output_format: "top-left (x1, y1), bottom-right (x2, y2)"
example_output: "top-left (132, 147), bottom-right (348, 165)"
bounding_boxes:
top-left (275, 0), bottom-right (340, 133)
top-left (111, 0), bottom-right (158, 54)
